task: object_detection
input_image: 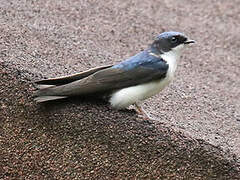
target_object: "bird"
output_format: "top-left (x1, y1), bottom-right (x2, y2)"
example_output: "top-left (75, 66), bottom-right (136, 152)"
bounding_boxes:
top-left (34, 31), bottom-right (195, 119)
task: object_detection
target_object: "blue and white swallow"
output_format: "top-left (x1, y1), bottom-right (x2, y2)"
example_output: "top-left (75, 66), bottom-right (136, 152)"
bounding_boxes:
top-left (34, 31), bottom-right (195, 117)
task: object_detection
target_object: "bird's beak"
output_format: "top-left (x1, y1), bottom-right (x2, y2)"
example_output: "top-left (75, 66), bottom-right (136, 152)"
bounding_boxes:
top-left (184, 39), bottom-right (195, 44)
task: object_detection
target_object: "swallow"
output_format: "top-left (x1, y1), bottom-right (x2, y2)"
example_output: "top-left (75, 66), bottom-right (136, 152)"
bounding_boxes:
top-left (34, 31), bottom-right (195, 119)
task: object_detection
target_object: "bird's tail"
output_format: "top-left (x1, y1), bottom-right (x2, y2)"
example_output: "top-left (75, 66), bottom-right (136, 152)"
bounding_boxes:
top-left (33, 84), bottom-right (68, 102)
top-left (33, 65), bottom-right (113, 102)
top-left (34, 95), bottom-right (67, 103)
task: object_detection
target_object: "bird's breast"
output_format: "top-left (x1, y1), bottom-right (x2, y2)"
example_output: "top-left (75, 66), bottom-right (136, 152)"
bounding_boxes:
top-left (109, 54), bottom-right (179, 109)
top-left (109, 75), bottom-right (173, 109)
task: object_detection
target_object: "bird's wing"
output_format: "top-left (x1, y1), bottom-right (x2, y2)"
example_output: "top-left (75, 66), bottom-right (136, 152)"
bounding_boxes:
top-left (93, 60), bottom-right (169, 90)
top-left (34, 58), bottom-right (169, 97)
top-left (35, 65), bottom-right (113, 86)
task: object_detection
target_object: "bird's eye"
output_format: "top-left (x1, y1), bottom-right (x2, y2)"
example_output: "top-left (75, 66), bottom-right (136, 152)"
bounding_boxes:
top-left (171, 37), bottom-right (178, 43)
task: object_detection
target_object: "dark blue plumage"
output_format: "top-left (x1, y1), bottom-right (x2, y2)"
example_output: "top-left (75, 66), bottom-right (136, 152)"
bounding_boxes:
top-left (112, 49), bottom-right (168, 72)
top-left (156, 31), bottom-right (186, 39)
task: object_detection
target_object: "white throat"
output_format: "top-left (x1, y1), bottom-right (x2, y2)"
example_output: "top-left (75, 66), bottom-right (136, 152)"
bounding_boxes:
top-left (160, 44), bottom-right (184, 77)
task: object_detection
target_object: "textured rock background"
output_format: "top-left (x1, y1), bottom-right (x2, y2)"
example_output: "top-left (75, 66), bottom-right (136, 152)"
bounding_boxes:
top-left (1, 0), bottom-right (240, 179)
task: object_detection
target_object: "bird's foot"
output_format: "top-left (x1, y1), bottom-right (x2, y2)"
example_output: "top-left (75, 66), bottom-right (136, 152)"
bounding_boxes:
top-left (134, 103), bottom-right (153, 122)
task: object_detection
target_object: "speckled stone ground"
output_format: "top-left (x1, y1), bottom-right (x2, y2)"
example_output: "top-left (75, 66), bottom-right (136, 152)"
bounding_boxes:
top-left (0, 0), bottom-right (240, 179)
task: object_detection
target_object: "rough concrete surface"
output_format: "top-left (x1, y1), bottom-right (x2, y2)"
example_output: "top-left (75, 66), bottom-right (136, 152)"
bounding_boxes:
top-left (0, 0), bottom-right (240, 179)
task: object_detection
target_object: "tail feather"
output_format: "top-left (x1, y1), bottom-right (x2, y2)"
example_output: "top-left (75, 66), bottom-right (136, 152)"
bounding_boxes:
top-left (33, 83), bottom-right (67, 103)
top-left (33, 65), bottom-right (113, 103)
top-left (36, 84), bottom-right (56, 90)
top-left (34, 96), bottom-right (67, 103)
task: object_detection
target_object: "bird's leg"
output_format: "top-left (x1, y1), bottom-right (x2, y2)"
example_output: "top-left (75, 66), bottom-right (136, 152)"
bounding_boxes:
top-left (134, 103), bottom-right (152, 120)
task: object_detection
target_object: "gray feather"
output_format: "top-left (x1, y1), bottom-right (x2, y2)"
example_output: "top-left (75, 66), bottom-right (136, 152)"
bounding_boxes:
top-left (34, 96), bottom-right (67, 103)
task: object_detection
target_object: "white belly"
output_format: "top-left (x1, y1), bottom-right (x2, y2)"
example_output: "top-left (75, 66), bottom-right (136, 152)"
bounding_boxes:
top-left (109, 75), bottom-right (173, 109)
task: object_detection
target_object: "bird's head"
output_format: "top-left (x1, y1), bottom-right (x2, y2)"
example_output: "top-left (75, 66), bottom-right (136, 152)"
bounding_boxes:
top-left (151, 31), bottom-right (195, 55)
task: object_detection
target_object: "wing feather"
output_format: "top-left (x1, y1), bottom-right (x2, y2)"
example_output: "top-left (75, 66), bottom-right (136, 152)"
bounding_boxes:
top-left (35, 65), bottom-right (112, 86)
